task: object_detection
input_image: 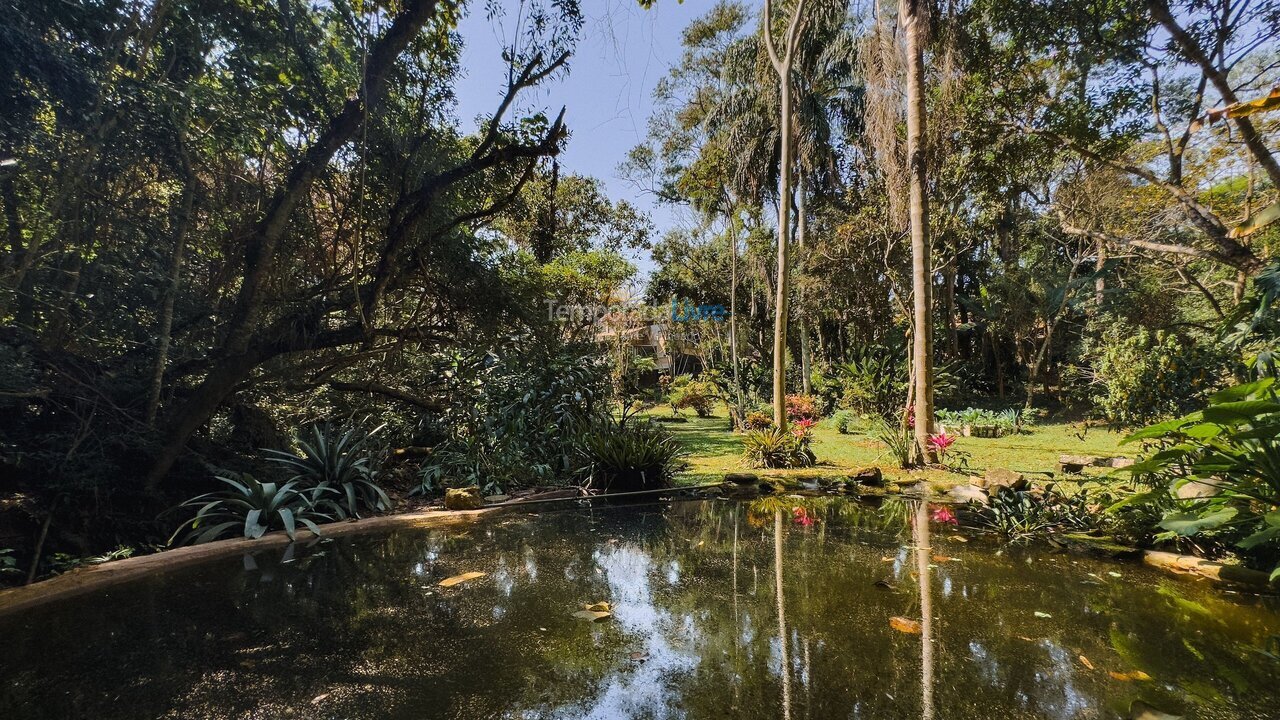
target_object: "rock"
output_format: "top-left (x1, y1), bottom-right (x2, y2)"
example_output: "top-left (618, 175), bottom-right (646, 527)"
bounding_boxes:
top-left (724, 472), bottom-right (760, 485)
top-left (984, 467), bottom-right (1028, 495)
top-left (484, 494), bottom-right (511, 504)
top-left (850, 467), bottom-right (884, 487)
top-left (1058, 454), bottom-right (1095, 474)
top-left (444, 487), bottom-right (484, 510)
top-left (1175, 479), bottom-right (1223, 499)
top-left (948, 484), bottom-right (990, 506)
top-left (1107, 457), bottom-right (1135, 469)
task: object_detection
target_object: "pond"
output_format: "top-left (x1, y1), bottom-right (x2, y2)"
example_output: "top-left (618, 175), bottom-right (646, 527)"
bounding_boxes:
top-left (2, 497), bottom-right (1277, 719)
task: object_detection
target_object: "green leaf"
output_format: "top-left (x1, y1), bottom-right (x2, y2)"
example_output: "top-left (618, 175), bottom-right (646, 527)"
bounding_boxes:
top-left (1201, 400), bottom-right (1280, 424)
top-left (1238, 525), bottom-right (1280, 549)
top-left (1159, 507), bottom-right (1238, 536)
top-left (1209, 378), bottom-right (1275, 403)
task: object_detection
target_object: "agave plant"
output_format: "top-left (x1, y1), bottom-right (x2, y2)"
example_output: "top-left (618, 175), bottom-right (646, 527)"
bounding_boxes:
top-left (263, 422), bottom-right (391, 517)
top-left (169, 474), bottom-right (341, 545)
top-left (576, 417), bottom-right (687, 493)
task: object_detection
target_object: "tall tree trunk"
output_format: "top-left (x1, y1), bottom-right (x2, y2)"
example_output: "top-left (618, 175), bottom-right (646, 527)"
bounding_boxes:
top-left (902, 0), bottom-right (936, 462)
top-left (729, 204), bottom-right (744, 424)
top-left (762, 0), bottom-right (807, 430)
top-left (797, 177), bottom-right (812, 396)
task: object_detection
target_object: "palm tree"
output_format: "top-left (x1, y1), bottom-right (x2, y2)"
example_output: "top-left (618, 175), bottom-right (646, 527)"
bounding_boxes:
top-left (901, 0), bottom-right (936, 462)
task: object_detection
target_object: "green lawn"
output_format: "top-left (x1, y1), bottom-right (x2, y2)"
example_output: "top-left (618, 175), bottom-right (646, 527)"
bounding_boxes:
top-left (642, 404), bottom-right (1130, 488)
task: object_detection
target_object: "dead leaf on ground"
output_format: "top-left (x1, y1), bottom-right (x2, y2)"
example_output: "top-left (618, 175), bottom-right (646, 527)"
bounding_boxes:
top-left (1110, 670), bottom-right (1154, 682)
top-left (1078, 655), bottom-right (1095, 670)
top-left (890, 616), bottom-right (921, 634)
top-left (438, 571), bottom-right (486, 588)
top-left (572, 609), bottom-right (613, 622)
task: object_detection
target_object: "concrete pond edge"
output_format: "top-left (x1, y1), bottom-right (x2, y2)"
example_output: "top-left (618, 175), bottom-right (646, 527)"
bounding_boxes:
top-left (0, 507), bottom-right (497, 618)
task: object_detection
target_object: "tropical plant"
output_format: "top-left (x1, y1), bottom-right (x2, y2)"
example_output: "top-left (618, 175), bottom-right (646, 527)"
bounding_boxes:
top-left (1119, 378), bottom-right (1280, 580)
top-left (576, 418), bottom-right (687, 493)
top-left (1092, 325), bottom-right (1230, 427)
top-left (169, 475), bottom-right (343, 545)
top-left (743, 427), bottom-right (816, 469)
top-left (263, 422), bottom-right (391, 518)
top-left (0, 548), bottom-right (20, 577)
top-left (869, 417), bottom-right (913, 468)
top-left (743, 411), bottom-right (774, 431)
top-left (837, 347), bottom-right (906, 419)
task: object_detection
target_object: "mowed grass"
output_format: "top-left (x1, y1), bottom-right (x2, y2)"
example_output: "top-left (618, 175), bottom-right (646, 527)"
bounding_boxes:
top-left (640, 403), bottom-right (1130, 488)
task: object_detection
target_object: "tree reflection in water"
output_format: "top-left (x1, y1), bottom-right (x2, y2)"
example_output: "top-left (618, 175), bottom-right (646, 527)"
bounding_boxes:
top-left (2, 498), bottom-right (1279, 719)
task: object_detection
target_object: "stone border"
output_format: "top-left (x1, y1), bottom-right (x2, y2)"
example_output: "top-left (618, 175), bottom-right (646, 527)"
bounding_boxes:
top-left (0, 507), bottom-right (497, 618)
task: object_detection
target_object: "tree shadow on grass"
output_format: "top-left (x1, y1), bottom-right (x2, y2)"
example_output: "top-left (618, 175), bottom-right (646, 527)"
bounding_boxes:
top-left (666, 416), bottom-right (743, 459)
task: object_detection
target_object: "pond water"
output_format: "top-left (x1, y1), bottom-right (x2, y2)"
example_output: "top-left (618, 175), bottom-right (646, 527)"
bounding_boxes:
top-left (2, 497), bottom-right (1278, 719)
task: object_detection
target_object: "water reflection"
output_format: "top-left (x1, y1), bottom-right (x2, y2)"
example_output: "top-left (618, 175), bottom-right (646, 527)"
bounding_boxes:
top-left (2, 498), bottom-right (1278, 720)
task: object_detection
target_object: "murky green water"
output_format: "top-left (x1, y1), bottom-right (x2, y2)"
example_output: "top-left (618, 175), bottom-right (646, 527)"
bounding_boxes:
top-left (2, 497), bottom-right (1278, 719)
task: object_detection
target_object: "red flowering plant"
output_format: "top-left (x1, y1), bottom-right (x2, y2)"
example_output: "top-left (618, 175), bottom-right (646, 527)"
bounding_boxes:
top-left (930, 504), bottom-right (958, 526)
top-left (927, 431), bottom-right (956, 459)
top-left (792, 506), bottom-right (816, 527)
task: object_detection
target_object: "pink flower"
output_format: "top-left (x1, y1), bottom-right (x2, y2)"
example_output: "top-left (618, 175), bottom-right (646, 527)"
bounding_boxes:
top-left (927, 431), bottom-right (956, 455)
top-left (792, 506), bottom-right (815, 527)
top-left (930, 505), bottom-right (958, 526)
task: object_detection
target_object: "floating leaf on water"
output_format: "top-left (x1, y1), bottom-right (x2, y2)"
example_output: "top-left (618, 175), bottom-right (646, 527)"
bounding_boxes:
top-left (438, 571), bottom-right (486, 588)
top-left (583, 601), bottom-right (611, 612)
top-left (1079, 655), bottom-right (1095, 670)
top-left (629, 651), bottom-right (649, 661)
top-left (931, 555), bottom-right (956, 563)
top-left (1110, 670), bottom-right (1154, 682)
top-left (873, 579), bottom-right (896, 591)
top-left (1128, 700), bottom-right (1182, 720)
top-left (1108, 571), bottom-right (1123, 578)
top-left (311, 693), bottom-right (330, 705)
top-left (880, 556), bottom-right (894, 562)
top-left (572, 609), bottom-right (613, 622)
top-left (890, 616), bottom-right (921, 634)
top-left (1034, 611), bottom-right (1052, 619)
top-left (949, 535), bottom-right (969, 543)
top-left (1016, 635), bottom-right (1037, 642)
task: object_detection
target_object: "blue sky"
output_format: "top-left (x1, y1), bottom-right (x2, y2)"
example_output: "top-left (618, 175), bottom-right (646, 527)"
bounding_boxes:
top-left (451, 0), bottom-right (713, 284)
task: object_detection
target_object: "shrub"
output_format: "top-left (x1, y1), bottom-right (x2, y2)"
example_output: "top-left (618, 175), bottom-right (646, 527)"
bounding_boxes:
top-left (169, 474), bottom-right (342, 545)
top-left (785, 394), bottom-right (819, 421)
top-left (1092, 325), bottom-right (1229, 427)
top-left (671, 375), bottom-right (719, 417)
top-left (743, 427), bottom-right (815, 468)
top-left (829, 409), bottom-right (856, 434)
top-left (742, 411), bottom-right (773, 430)
top-left (263, 421), bottom-right (391, 517)
top-left (576, 418), bottom-right (687, 493)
